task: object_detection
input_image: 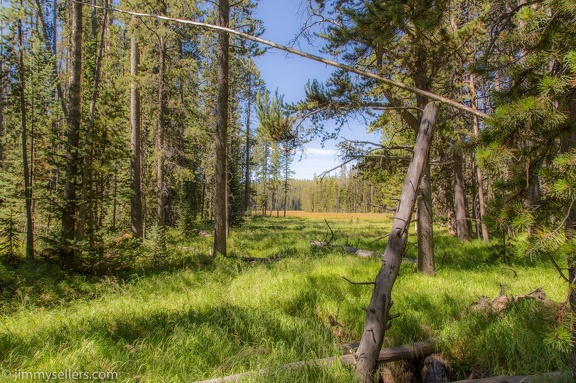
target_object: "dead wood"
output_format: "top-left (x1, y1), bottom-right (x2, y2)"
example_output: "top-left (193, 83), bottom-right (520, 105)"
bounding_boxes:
top-left (355, 103), bottom-right (439, 382)
top-left (448, 371), bottom-right (562, 383)
top-left (310, 241), bottom-right (380, 258)
top-left (193, 228), bottom-right (212, 237)
top-left (339, 341), bottom-right (361, 354)
top-left (192, 339), bottom-right (437, 383)
top-left (342, 276), bottom-right (376, 285)
top-left (470, 288), bottom-right (549, 313)
top-left (240, 257), bottom-right (274, 263)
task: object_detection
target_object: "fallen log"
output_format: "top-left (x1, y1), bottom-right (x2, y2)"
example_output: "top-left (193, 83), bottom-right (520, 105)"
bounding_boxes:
top-left (193, 228), bottom-right (212, 237)
top-left (470, 288), bottom-right (550, 313)
top-left (193, 339), bottom-right (436, 383)
top-left (310, 240), bottom-right (380, 258)
top-left (449, 371), bottom-right (562, 383)
top-left (240, 257), bottom-right (272, 263)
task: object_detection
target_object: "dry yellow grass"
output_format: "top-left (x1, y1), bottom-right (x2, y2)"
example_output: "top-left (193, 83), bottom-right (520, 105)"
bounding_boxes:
top-left (282, 210), bottom-right (392, 222)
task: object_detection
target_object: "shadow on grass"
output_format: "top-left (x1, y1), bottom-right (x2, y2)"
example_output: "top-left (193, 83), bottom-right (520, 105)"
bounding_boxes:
top-left (0, 303), bottom-right (337, 380)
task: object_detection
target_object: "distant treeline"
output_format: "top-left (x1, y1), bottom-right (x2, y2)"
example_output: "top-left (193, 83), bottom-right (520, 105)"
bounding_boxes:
top-left (250, 167), bottom-right (398, 215)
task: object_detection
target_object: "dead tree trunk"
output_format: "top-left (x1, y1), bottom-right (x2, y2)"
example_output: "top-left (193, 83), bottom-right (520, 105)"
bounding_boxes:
top-left (355, 102), bottom-right (439, 383)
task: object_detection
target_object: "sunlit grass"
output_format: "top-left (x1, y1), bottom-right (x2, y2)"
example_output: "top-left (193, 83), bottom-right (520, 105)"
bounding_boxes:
top-left (0, 214), bottom-right (571, 382)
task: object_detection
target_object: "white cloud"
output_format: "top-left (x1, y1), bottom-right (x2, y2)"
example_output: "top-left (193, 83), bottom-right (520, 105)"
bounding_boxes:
top-left (302, 148), bottom-right (338, 156)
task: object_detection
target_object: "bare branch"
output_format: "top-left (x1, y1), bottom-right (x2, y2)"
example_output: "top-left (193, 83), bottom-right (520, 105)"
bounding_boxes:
top-left (324, 219), bottom-right (334, 245)
top-left (369, 233), bottom-right (391, 244)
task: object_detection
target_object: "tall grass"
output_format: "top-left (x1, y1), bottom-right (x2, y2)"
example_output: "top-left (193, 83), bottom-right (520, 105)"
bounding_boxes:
top-left (0, 215), bottom-right (570, 382)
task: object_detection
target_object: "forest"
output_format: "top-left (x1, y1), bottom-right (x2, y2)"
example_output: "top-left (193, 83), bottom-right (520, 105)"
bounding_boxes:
top-left (0, 0), bottom-right (575, 382)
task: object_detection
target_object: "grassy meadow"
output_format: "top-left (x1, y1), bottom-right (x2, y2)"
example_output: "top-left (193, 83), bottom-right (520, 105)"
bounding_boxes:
top-left (0, 212), bottom-right (572, 382)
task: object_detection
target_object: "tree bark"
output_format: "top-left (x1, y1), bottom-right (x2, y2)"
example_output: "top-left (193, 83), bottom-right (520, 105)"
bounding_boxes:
top-left (213, 0), bottom-right (230, 256)
top-left (470, 74), bottom-right (489, 243)
top-left (453, 151), bottom-right (469, 242)
top-left (284, 146), bottom-right (289, 217)
top-left (244, 74), bottom-right (252, 213)
top-left (18, 7), bottom-right (34, 259)
top-left (61, 0), bottom-right (84, 265)
top-left (417, 163), bottom-right (435, 274)
top-left (130, 17), bottom-right (143, 239)
top-left (355, 102), bottom-right (439, 383)
top-left (157, 35), bottom-right (167, 232)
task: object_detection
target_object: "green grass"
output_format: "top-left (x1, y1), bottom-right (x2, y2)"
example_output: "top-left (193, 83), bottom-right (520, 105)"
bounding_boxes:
top-left (0, 215), bottom-right (571, 382)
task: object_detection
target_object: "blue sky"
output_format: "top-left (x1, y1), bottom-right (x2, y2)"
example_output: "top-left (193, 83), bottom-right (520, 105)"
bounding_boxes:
top-left (252, 0), bottom-right (380, 179)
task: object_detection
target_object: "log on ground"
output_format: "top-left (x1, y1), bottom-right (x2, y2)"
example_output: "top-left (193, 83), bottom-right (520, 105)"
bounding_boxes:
top-left (192, 339), bottom-right (436, 383)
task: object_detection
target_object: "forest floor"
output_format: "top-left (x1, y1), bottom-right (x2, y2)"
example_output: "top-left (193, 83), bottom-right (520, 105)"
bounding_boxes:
top-left (0, 213), bottom-right (572, 382)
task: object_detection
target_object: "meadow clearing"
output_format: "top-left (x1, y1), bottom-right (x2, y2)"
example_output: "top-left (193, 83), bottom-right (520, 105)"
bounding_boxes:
top-left (0, 212), bottom-right (571, 382)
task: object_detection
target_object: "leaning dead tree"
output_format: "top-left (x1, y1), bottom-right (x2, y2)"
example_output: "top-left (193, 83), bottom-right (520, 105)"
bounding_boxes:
top-left (355, 102), bottom-right (439, 382)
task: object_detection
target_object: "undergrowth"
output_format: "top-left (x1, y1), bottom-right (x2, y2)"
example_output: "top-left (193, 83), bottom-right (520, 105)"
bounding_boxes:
top-left (0, 214), bottom-right (571, 382)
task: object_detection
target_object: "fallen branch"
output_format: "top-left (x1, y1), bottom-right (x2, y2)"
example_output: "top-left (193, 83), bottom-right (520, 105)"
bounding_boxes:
top-left (449, 371), bottom-right (562, 383)
top-left (324, 219), bottom-right (334, 245)
top-left (310, 241), bottom-right (380, 258)
top-left (192, 339), bottom-right (437, 383)
top-left (341, 276), bottom-right (375, 285)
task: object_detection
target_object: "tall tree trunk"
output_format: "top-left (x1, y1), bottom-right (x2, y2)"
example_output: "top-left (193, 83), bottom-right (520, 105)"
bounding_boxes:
top-left (61, 0), bottom-right (83, 266)
top-left (156, 34), bottom-right (167, 237)
top-left (470, 74), bottom-right (489, 243)
top-left (77, 1), bottom-right (108, 243)
top-left (453, 151), bottom-right (470, 242)
top-left (355, 102), bottom-right (439, 383)
top-left (244, 74), bottom-right (252, 213)
top-left (417, 164), bottom-right (434, 274)
top-left (284, 146), bottom-right (289, 217)
top-left (18, 8), bottom-right (34, 259)
top-left (414, 49), bottom-right (435, 275)
top-left (130, 18), bottom-right (143, 239)
top-left (213, 0), bottom-right (230, 256)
